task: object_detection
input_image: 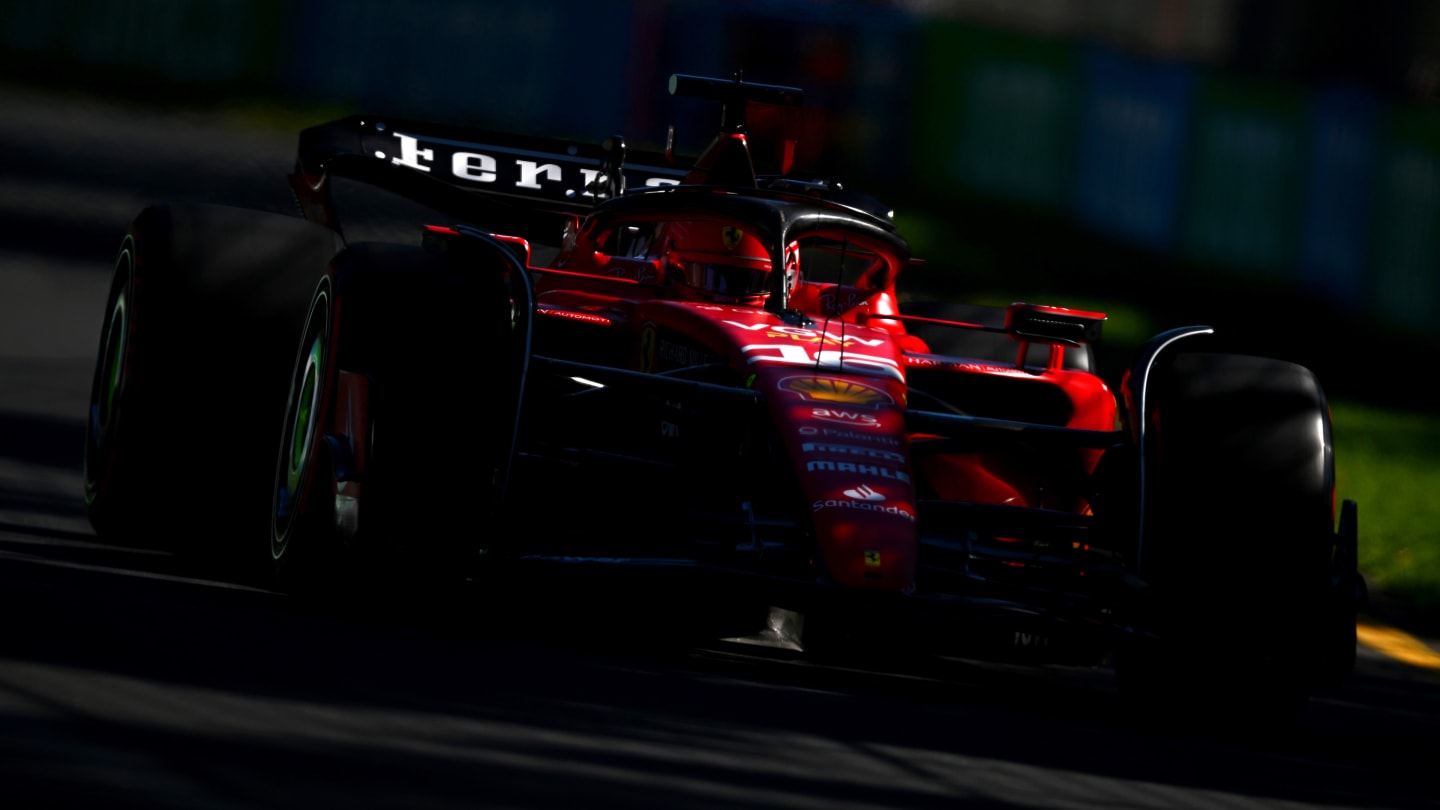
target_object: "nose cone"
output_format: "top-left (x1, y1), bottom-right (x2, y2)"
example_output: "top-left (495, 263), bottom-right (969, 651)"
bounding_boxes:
top-left (759, 369), bottom-right (917, 592)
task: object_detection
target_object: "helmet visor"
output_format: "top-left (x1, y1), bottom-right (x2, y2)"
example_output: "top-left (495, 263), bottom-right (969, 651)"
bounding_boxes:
top-left (680, 261), bottom-right (770, 299)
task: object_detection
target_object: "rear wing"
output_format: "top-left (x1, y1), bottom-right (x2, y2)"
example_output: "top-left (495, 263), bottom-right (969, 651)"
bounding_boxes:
top-left (288, 73), bottom-right (810, 246)
top-left (289, 115), bottom-right (687, 243)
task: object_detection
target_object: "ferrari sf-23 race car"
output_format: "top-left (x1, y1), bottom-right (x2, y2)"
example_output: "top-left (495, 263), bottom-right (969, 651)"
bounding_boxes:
top-left (82, 73), bottom-right (1362, 721)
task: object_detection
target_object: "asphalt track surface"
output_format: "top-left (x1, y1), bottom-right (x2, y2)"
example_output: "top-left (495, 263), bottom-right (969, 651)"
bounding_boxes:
top-left (2, 85), bottom-right (1439, 809)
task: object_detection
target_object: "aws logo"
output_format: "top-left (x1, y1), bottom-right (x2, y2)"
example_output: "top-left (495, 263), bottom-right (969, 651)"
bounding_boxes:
top-left (809, 407), bottom-right (883, 428)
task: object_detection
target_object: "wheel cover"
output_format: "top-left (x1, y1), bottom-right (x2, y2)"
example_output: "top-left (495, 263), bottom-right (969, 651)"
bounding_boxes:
top-left (83, 248), bottom-right (133, 503)
top-left (286, 337), bottom-right (324, 501)
top-left (272, 289), bottom-right (329, 559)
top-left (99, 289), bottom-right (128, 430)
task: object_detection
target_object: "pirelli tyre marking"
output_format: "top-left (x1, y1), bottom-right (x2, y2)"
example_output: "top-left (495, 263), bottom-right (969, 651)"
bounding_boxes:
top-left (272, 285), bottom-right (330, 559)
top-left (95, 255), bottom-right (130, 444)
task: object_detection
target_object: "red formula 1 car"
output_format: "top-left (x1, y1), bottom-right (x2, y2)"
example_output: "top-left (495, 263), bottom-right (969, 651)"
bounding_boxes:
top-left (82, 73), bottom-right (1362, 722)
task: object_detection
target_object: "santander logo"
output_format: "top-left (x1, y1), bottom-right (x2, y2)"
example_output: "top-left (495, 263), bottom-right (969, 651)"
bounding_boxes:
top-left (843, 484), bottom-right (885, 501)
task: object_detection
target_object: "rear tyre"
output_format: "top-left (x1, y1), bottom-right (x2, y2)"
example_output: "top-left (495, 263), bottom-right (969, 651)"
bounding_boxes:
top-left (1116, 352), bottom-right (1344, 727)
top-left (82, 204), bottom-right (339, 562)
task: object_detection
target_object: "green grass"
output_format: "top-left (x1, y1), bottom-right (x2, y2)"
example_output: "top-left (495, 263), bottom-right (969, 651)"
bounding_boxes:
top-left (1332, 399), bottom-right (1440, 625)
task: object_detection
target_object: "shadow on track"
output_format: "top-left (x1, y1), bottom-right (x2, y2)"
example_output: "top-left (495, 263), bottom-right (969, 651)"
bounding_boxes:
top-left (1, 517), bottom-right (1438, 810)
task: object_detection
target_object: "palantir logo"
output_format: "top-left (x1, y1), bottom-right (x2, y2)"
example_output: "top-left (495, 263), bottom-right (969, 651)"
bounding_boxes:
top-left (842, 484), bottom-right (885, 501)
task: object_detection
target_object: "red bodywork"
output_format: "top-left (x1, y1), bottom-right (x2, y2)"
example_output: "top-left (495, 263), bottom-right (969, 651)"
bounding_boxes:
top-left (291, 75), bottom-right (1121, 620)
top-left (503, 200), bottom-right (1116, 595)
top-left (269, 70), bottom-right (1357, 704)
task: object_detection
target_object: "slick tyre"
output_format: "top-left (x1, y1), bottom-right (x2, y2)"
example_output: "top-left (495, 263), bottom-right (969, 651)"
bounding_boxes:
top-left (1116, 352), bottom-right (1341, 727)
top-left (270, 275), bottom-right (342, 594)
top-left (83, 204), bottom-right (340, 558)
top-left (269, 242), bottom-right (516, 599)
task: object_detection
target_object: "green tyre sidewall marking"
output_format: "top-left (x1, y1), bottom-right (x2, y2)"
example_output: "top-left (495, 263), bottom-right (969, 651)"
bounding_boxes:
top-left (272, 284), bottom-right (330, 561)
top-left (286, 338), bottom-right (323, 498)
top-left (84, 241), bottom-right (135, 508)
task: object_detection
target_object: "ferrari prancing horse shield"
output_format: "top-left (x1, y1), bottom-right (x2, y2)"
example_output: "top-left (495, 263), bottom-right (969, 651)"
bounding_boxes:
top-left (722, 225), bottom-right (743, 250)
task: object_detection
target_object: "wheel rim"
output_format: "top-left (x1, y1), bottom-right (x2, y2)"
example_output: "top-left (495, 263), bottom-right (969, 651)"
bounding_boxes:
top-left (285, 337), bottom-right (324, 501)
top-left (83, 247), bottom-right (133, 503)
top-left (98, 288), bottom-right (128, 430)
top-left (272, 288), bottom-right (329, 559)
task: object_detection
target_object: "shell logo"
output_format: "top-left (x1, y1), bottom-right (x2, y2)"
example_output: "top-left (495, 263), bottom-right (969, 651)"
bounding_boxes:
top-left (779, 375), bottom-right (893, 406)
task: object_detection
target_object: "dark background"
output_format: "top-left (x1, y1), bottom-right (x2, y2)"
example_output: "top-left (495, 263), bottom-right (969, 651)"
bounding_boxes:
top-left (7, 0), bottom-right (1440, 406)
top-left (1, 7), bottom-right (1439, 808)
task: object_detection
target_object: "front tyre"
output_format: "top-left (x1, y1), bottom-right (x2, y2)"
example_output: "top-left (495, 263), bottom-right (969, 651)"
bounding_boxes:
top-left (1117, 352), bottom-right (1349, 727)
top-left (82, 240), bottom-right (143, 539)
top-left (266, 240), bottom-right (516, 598)
top-left (270, 277), bottom-right (343, 592)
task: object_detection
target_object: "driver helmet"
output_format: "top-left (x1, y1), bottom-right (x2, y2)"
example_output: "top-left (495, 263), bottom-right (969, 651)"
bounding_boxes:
top-left (664, 222), bottom-right (796, 305)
